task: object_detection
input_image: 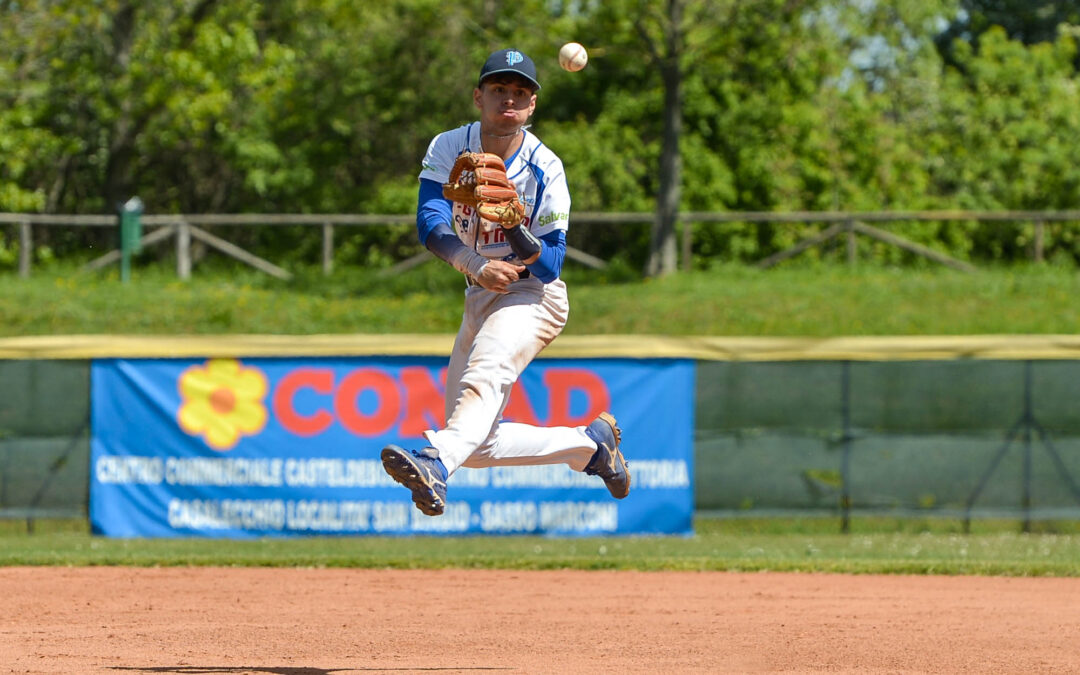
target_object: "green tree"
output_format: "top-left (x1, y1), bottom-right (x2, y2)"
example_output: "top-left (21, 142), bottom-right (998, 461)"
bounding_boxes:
top-left (937, 0), bottom-right (1080, 61)
top-left (925, 27), bottom-right (1080, 260)
top-left (3, 0), bottom-right (1079, 271)
top-left (549, 0), bottom-right (924, 268)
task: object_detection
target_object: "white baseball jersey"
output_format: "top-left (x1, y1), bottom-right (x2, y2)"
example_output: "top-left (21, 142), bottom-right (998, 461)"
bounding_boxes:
top-left (419, 122), bottom-right (571, 265)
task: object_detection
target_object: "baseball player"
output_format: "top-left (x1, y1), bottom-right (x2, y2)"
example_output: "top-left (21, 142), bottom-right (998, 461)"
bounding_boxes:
top-left (380, 47), bottom-right (631, 516)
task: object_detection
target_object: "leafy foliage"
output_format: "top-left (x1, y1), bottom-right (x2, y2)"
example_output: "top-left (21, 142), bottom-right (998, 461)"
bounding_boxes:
top-left (936, 0), bottom-right (1080, 66)
top-left (2, 0), bottom-right (1079, 270)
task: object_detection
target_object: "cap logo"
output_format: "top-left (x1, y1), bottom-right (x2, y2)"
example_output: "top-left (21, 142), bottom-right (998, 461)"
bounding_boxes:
top-left (505, 51), bottom-right (524, 67)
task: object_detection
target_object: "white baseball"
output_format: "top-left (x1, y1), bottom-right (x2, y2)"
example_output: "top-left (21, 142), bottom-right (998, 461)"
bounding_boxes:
top-left (559, 42), bottom-right (588, 72)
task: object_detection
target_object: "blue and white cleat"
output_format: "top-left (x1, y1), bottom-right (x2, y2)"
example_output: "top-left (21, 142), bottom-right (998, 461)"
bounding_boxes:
top-left (381, 445), bottom-right (449, 516)
top-left (583, 412), bottom-right (631, 499)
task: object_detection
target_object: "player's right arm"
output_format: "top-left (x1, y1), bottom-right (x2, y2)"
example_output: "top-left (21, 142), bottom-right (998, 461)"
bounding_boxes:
top-left (416, 131), bottom-right (487, 280)
top-left (416, 128), bottom-right (524, 292)
top-left (416, 178), bottom-right (523, 293)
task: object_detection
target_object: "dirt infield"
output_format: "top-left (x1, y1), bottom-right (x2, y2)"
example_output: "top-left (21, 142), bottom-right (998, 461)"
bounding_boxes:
top-left (3, 567), bottom-right (1079, 674)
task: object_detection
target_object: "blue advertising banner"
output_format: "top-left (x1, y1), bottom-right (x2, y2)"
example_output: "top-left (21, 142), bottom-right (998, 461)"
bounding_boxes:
top-left (90, 357), bottom-right (693, 537)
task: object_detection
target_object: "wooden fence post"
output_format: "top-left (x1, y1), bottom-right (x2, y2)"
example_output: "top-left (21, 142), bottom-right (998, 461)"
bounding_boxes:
top-left (18, 221), bottom-right (31, 278)
top-left (322, 222), bottom-right (334, 275)
top-left (187, 225), bottom-right (292, 280)
top-left (680, 219), bottom-right (692, 272)
top-left (177, 221), bottom-right (192, 280)
top-left (845, 218), bottom-right (857, 267)
top-left (1033, 220), bottom-right (1044, 263)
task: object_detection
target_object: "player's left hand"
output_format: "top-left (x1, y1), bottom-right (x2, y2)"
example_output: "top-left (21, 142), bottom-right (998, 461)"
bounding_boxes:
top-left (443, 152), bottom-right (526, 228)
top-left (475, 260), bottom-right (526, 293)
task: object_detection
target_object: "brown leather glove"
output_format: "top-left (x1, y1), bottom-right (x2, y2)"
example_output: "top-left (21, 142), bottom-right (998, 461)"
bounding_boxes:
top-left (442, 152), bottom-right (526, 227)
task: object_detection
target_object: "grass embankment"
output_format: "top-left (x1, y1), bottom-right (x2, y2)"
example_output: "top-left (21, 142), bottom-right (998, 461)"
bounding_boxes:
top-left (2, 517), bottom-right (1078, 575)
top-left (1, 262), bottom-right (1078, 336)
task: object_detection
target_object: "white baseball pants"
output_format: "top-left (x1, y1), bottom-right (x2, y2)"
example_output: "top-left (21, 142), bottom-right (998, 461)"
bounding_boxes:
top-left (423, 277), bottom-right (598, 475)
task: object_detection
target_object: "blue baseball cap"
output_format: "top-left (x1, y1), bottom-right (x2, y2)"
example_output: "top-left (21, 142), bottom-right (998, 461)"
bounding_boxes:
top-left (478, 48), bottom-right (541, 91)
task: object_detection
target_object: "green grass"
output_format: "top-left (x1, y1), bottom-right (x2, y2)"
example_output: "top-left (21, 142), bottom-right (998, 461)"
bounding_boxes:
top-left (3, 517), bottom-right (1079, 575)
top-left (1, 261), bottom-right (1079, 336)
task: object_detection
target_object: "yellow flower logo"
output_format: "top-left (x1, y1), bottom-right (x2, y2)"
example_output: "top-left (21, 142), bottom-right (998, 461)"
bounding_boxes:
top-left (177, 359), bottom-right (268, 450)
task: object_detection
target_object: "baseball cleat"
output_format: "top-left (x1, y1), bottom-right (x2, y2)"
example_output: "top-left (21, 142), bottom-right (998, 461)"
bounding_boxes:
top-left (583, 412), bottom-right (631, 499)
top-left (381, 445), bottom-right (449, 516)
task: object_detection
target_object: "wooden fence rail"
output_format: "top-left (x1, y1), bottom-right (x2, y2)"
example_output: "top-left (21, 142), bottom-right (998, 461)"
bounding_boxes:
top-left (2, 210), bottom-right (1078, 279)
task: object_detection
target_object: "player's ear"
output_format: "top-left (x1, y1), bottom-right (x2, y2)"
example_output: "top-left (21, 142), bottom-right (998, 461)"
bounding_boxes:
top-left (473, 87), bottom-right (483, 109)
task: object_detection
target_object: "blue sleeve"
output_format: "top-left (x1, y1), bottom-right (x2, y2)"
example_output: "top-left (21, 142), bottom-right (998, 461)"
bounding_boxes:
top-left (417, 178), bottom-right (451, 246)
top-left (526, 230), bottom-right (566, 284)
top-left (424, 223), bottom-right (468, 263)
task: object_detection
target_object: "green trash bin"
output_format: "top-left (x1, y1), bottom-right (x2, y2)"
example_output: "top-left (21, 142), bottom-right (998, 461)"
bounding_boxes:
top-left (119, 196), bottom-right (144, 282)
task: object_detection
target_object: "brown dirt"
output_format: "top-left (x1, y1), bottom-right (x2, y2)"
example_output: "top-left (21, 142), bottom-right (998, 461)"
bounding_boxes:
top-left (2, 567), bottom-right (1078, 674)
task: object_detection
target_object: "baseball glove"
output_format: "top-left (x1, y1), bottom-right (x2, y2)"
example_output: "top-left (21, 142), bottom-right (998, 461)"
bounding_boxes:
top-left (442, 152), bottom-right (525, 228)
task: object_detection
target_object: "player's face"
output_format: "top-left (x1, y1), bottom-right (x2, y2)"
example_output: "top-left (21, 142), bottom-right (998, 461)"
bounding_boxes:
top-left (474, 77), bottom-right (536, 131)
